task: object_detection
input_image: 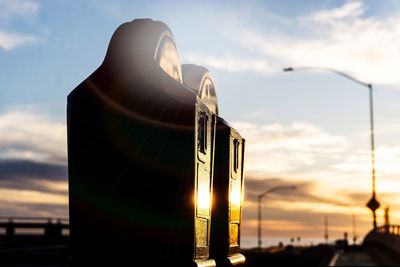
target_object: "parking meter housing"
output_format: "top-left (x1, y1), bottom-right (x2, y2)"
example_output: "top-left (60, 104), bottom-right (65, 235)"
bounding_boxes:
top-left (182, 65), bottom-right (246, 267)
top-left (210, 117), bottom-right (246, 266)
top-left (67, 19), bottom-right (215, 267)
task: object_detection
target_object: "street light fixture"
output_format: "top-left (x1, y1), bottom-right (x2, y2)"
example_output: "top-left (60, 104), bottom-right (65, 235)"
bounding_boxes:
top-left (257, 185), bottom-right (296, 251)
top-left (283, 66), bottom-right (380, 230)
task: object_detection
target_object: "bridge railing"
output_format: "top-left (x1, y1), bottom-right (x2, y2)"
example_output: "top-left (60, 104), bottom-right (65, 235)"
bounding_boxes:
top-left (0, 217), bottom-right (69, 238)
top-left (375, 225), bottom-right (400, 236)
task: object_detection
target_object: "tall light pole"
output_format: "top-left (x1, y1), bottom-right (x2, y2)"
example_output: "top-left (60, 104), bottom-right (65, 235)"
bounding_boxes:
top-left (324, 215), bottom-right (329, 244)
top-left (283, 66), bottom-right (380, 230)
top-left (257, 185), bottom-right (296, 251)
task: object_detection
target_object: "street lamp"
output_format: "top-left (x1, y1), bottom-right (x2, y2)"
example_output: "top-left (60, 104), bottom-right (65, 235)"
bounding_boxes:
top-left (257, 185), bottom-right (296, 251)
top-left (283, 66), bottom-right (380, 230)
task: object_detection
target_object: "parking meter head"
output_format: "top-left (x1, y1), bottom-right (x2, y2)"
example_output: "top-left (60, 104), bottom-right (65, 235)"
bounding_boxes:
top-left (182, 64), bottom-right (218, 115)
top-left (155, 31), bottom-right (182, 83)
top-left (103, 19), bottom-right (182, 83)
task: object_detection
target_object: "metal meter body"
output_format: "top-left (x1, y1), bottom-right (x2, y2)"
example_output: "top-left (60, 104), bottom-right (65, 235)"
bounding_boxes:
top-left (67, 19), bottom-right (215, 267)
top-left (211, 117), bottom-right (246, 266)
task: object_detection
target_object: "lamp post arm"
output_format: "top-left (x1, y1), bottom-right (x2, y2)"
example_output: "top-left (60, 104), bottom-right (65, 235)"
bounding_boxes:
top-left (283, 67), bottom-right (372, 89)
top-left (258, 186), bottom-right (296, 199)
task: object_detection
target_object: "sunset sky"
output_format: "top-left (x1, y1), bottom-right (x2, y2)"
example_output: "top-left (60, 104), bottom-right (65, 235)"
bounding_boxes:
top-left (2, 0), bottom-right (400, 248)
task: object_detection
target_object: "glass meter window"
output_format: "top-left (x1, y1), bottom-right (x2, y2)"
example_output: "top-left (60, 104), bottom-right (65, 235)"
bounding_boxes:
top-left (233, 139), bottom-right (240, 172)
top-left (198, 112), bottom-right (208, 154)
top-left (155, 35), bottom-right (182, 82)
top-left (200, 78), bottom-right (217, 114)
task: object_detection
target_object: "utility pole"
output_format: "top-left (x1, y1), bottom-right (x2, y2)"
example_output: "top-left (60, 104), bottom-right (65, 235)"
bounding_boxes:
top-left (352, 213), bottom-right (357, 244)
top-left (324, 215), bottom-right (329, 244)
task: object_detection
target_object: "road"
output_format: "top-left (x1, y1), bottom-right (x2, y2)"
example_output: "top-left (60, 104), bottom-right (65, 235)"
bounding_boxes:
top-left (330, 250), bottom-right (378, 266)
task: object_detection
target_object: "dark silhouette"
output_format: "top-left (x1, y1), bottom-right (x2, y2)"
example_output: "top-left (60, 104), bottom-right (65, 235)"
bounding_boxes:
top-left (67, 18), bottom-right (246, 267)
top-left (210, 117), bottom-right (245, 266)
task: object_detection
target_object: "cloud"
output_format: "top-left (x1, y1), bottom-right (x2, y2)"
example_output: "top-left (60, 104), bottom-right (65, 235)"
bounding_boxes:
top-left (0, 0), bottom-right (40, 50)
top-left (0, 109), bottom-right (67, 164)
top-left (0, 187), bottom-right (67, 205)
top-left (230, 121), bottom-right (347, 174)
top-left (182, 52), bottom-right (275, 74)
top-left (229, 118), bottom-right (392, 239)
top-left (238, 1), bottom-right (400, 85)
top-left (241, 193), bottom-right (367, 239)
top-left (0, 158), bottom-right (68, 217)
top-left (334, 146), bottom-right (400, 181)
top-left (305, 1), bottom-right (365, 23)
top-left (0, 0), bottom-right (39, 19)
top-left (0, 30), bottom-right (39, 50)
top-left (244, 177), bottom-right (311, 200)
top-left (0, 159), bottom-right (67, 181)
top-left (183, 1), bottom-right (400, 86)
top-left (0, 200), bottom-right (67, 218)
top-left (240, 176), bottom-right (376, 240)
top-left (0, 155), bottom-right (68, 219)
top-left (245, 177), bottom-right (348, 205)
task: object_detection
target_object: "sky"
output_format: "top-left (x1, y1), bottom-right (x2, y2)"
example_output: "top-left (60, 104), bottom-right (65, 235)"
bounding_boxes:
top-left (1, 0), bottom-right (400, 248)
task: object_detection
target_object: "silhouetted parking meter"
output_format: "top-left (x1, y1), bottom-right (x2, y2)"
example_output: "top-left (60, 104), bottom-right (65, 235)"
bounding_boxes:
top-left (67, 19), bottom-right (216, 266)
top-left (212, 118), bottom-right (246, 266)
top-left (182, 65), bottom-right (246, 266)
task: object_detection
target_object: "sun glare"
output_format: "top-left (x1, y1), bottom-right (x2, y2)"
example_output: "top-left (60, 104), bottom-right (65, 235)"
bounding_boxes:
top-left (197, 184), bottom-right (211, 216)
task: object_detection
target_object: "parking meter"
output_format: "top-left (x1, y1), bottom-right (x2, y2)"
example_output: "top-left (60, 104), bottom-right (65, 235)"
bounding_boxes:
top-left (211, 118), bottom-right (246, 266)
top-left (182, 65), bottom-right (246, 266)
top-left (182, 64), bottom-right (219, 264)
top-left (67, 19), bottom-right (215, 266)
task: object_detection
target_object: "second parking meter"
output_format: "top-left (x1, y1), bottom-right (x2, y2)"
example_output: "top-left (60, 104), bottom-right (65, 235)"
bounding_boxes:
top-left (182, 65), bottom-right (246, 267)
top-left (67, 19), bottom-right (216, 266)
top-left (211, 118), bottom-right (246, 266)
top-left (182, 64), bottom-right (218, 264)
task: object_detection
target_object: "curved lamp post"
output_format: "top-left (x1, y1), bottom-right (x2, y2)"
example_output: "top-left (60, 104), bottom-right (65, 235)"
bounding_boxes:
top-left (283, 66), bottom-right (380, 230)
top-left (257, 185), bottom-right (296, 251)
